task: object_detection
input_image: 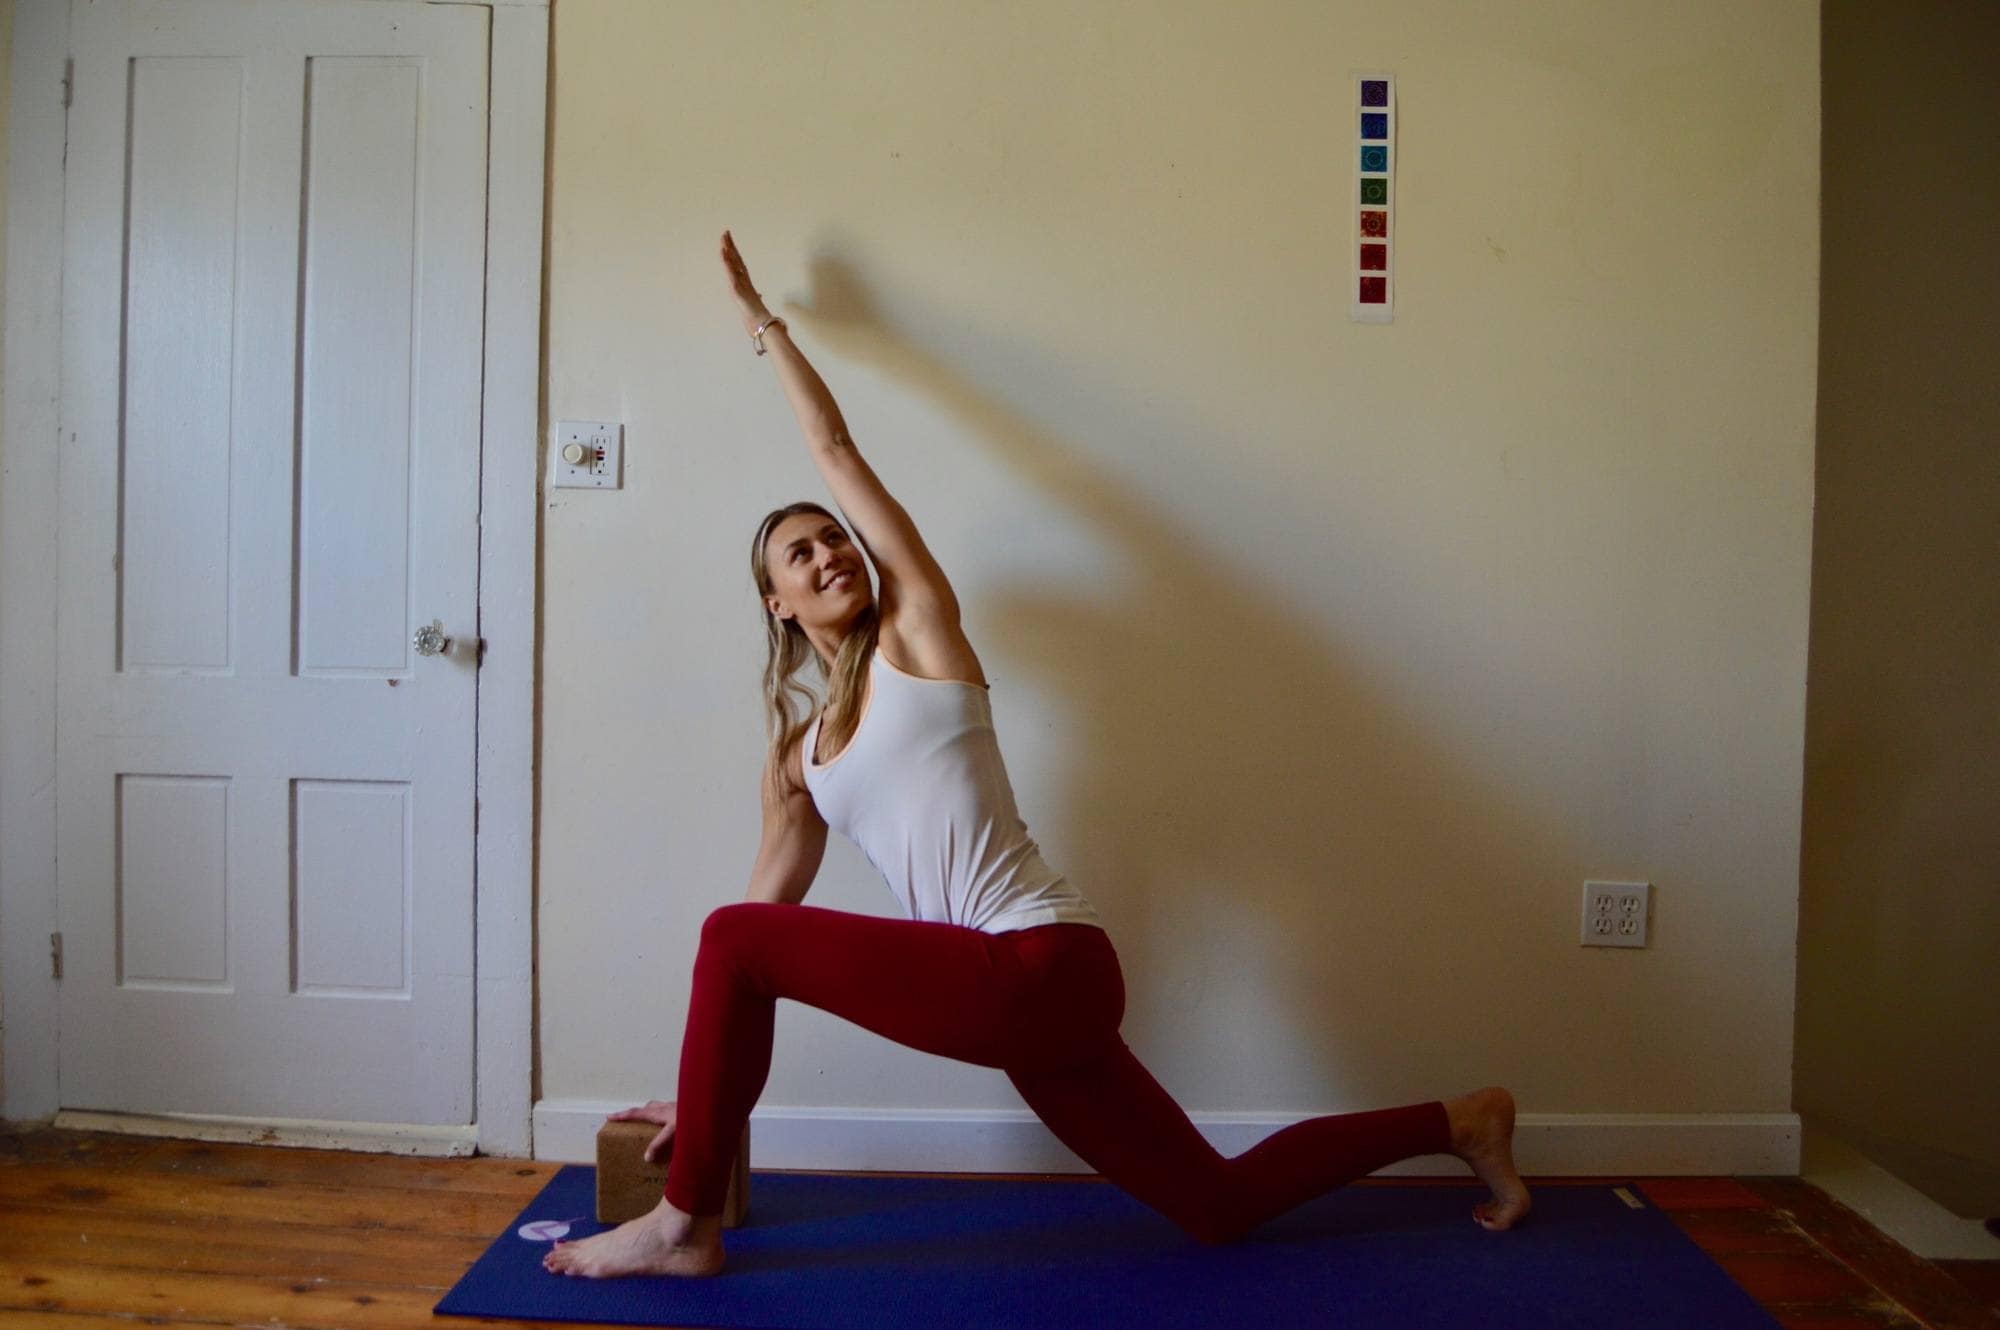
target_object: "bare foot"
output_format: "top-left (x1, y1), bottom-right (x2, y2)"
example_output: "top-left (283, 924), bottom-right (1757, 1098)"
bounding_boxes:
top-left (541, 1196), bottom-right (725, 1278)
top-left (1444, 1086), bottom-right (1533, 1231)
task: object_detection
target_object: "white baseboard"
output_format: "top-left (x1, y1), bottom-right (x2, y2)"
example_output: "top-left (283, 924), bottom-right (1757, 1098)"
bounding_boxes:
top-left (1800, 1118), bottom-right (2000, 1261)
top-left (534, 1100), bottom-right (1800, 1176)
top-left (54, 1109), bottom-right (479, 1156)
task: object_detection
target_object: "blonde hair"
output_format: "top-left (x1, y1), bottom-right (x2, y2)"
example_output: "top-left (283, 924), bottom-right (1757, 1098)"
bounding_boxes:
top-left (751, 502), bottom-right (879, 807)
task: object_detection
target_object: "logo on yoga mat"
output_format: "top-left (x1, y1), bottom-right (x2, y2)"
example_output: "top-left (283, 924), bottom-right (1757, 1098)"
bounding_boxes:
top-left (517, 1218), bottom-right (581, 1242)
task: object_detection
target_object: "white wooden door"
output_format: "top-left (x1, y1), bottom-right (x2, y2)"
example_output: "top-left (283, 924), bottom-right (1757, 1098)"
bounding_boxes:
top-left (55, 0), bottom-right (488, 1124)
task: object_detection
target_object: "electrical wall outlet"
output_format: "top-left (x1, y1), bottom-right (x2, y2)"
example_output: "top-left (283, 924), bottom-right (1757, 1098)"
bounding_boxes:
top-left (1581, 880), bottom-right (1650, 948)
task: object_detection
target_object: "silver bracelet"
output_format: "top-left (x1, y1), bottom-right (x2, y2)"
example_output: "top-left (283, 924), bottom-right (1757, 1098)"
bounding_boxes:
top-left (752, 314), bottom-right (787, 355)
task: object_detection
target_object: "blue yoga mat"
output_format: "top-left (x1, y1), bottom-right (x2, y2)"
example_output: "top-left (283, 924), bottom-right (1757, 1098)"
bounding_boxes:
top-left (436, 1166), bottom-right (1781, 1329)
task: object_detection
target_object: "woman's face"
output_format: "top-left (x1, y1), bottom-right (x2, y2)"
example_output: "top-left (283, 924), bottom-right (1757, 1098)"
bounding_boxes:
top-left (763, 512), bottom-right (872, 628)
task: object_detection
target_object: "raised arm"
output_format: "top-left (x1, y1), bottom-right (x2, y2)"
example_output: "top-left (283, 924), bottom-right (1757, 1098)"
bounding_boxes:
top-left (743, 740), bottom-right (828, 906)
top-left (720, 230), bottom-right (961, 624)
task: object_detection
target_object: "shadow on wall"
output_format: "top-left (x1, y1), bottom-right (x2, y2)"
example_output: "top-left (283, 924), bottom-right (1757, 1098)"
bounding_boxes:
top-left (775, 243), bottom-right (1615, 1112)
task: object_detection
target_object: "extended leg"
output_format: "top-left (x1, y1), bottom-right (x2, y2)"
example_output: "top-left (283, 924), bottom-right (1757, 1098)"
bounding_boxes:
top-left (1009, 1041), bottom-right (1457, 1246)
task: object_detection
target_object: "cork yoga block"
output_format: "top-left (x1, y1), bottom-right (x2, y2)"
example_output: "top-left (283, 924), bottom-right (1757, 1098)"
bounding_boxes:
top-left (594, 1119), bottom-right (749, 1229)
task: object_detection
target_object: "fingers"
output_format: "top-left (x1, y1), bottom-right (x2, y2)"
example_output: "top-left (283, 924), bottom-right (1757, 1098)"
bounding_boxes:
top-left (606, 1101), bottom-right (673, 1122)
top-left (720, 234), bottom-right (752, 284)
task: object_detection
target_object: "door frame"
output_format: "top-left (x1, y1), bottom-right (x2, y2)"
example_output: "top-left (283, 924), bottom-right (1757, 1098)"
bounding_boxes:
top-left (0, 0), bottom-right (546, 1156)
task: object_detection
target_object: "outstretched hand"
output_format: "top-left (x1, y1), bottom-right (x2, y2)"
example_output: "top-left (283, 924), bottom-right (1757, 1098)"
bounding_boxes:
top-left (606, 1099), bottom-right (677, 1164)
top-left (718, 231), bottom-right (886, 362)
top-left (720, 230), bottom-right (772, 334)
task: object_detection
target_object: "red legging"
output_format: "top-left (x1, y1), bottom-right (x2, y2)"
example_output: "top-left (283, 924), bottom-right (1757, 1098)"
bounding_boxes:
top-left (663, 902), bottom-right (1452, 1245)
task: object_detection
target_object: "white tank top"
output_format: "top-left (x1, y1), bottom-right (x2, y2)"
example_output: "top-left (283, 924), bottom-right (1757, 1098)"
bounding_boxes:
top-left (801, 649), bottom-right (1101, 935)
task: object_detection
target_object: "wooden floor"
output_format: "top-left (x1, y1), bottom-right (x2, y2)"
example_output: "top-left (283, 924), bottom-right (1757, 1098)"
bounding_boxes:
top-left (2, 1126), bottom-right (1996, 1329)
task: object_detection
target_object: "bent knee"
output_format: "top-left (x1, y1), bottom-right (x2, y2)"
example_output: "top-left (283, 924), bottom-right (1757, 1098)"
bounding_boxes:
top-left (698, 901), bottom-right (770, 952)
top-left (1180, 1214), bottom-right (1249, 1248)
top-left (1159, 1186), bottom-right (1252, 1247)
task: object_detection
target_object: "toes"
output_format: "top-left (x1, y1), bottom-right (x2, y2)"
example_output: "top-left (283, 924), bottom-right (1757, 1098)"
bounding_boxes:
top-left (1472, 1198), bottom-right (1527, 1232)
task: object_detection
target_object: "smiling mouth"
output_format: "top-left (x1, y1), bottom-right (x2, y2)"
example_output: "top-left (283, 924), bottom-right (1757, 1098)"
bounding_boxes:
top-left (824, 570), bottom-right (856, 592)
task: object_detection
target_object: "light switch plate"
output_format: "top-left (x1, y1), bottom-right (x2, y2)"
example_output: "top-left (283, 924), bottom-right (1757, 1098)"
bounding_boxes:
top-left (552, 420), bottom-right (622, 489)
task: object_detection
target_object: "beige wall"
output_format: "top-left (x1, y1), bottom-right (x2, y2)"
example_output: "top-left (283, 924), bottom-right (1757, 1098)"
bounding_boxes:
top-left (539, 1), bottom-right (1820, 1121)
top-left (1796, 0), bottom-right (2000, 1215)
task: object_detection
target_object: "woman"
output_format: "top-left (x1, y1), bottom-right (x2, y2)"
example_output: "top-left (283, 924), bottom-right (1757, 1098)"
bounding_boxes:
top-left (544, 231), bottom-right (1530, 1279)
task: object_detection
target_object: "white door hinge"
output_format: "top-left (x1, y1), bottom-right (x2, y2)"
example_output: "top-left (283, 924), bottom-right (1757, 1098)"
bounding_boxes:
top-left (51, 931), bottom-right (64, 980)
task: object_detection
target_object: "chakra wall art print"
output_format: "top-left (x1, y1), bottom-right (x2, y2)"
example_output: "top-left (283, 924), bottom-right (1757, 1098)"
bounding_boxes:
top-left (1353, 73), bottom-right (1395, 323)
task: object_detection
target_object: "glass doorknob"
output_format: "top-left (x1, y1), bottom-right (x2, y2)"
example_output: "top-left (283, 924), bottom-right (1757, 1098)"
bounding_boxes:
top-left (413, 619), bottom-right (453, 657)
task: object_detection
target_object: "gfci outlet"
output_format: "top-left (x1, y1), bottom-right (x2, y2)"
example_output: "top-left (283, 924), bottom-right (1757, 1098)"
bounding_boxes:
top-left (1581, 880), bottom-right (1651, 948)
top-left (551, 420), bottom-right (623, 489)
